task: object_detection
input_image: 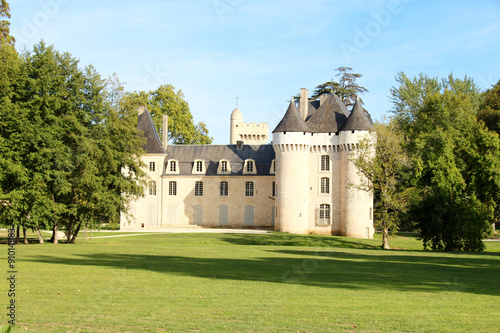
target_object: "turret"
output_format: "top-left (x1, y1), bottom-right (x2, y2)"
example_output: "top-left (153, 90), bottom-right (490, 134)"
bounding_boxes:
top-left (339, 98), bottom-right (375, 238)
top-left (273, 99), bottom-right (311, 234)
top-left (230, 107), bottom-right (243, 144)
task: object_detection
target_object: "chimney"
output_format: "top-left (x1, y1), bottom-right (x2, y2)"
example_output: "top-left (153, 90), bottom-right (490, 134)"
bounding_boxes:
top-left (137, 105), bottom-right (147, 116)
top-left (320, 94), bottom-right (327, 106)
top-left (162, 114), bottom-right (168, 148)
top-left (236, 140), bottom-right (244, 150)
top-left (299, 88), bottom-right (308, 120)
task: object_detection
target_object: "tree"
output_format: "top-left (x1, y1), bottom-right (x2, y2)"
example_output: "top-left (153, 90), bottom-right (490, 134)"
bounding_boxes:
top-left (122, 85), bottom-right (213, 145)
top-left (0, 0), bottom-right (14, 45)
top-left (0, 42), bottom-right (147, 244)
top-left (391, 73), bottom-right (500, 251)
top-left (311, 67), bottom-right (368, 109)
top-left (350, 120), bottom-right (411, 249)
top-left (478, 80), bottom-right (500, 136)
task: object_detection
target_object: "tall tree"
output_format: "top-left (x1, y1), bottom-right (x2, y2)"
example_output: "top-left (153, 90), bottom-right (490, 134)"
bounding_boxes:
top-left (391, 73), bottom-right (499, 251)
top-left (311, 67), bottom-right (368, 109)
top-left (0, 42), bottom-right (147, 244)
top-left (350, 120), bottom-right (411, 249)
top-left (478, 80), bottom-right (500, 136)
top-left (0, 0), bottom-right (14, 45)
top-left (122, 85), bottom-right (213, 145)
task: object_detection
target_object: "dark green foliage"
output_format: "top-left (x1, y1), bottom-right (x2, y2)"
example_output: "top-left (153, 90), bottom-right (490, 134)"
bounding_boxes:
top-left (0, 41), bottom-right (147, 243)
top-left (391, 73), bottom-right (499, 251)
top-left (311, 67), bottom-right (368, 109)
top-left (478, 80), bottom-right (500, 135)
top-left (122, 85), bottom-right (213, 145)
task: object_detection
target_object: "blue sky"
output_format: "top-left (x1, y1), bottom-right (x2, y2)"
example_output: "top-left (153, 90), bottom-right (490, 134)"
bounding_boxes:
top-left (9, 0), bottom-right (500, 144)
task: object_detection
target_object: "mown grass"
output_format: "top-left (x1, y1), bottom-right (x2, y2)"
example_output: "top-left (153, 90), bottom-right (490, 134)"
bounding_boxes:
top-left (2, 232), bottom-right (500, 332)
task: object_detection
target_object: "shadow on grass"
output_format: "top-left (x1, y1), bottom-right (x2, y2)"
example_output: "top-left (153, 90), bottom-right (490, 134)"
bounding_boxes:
top-left (219, 233), bottom-right (379, 249)
top-left (24, 247), bottom-right (500, 297)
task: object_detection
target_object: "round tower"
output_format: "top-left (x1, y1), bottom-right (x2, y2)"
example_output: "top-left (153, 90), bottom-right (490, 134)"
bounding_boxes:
top-left (230, 107), bottom-right (243, 144)
top-left (339, 100), bottom-right (375, 239)
top-left (272, 101), bottom-right (311, 234)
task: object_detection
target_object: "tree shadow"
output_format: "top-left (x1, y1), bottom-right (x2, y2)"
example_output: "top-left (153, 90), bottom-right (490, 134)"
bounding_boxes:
top-left (24, 247), bottom-right (500, 297)
top-left (219, 233), bottom-right (379, 249)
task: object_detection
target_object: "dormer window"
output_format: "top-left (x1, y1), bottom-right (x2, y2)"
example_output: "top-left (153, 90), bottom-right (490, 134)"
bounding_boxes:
top-left (192, 160), bottom-right (205, 174)
top-left (243, 159), bottom-right (257, 175)
top-left (217, 160), bottom-right (231, 174)
top-left (166, 160), bottom-right (179, 174)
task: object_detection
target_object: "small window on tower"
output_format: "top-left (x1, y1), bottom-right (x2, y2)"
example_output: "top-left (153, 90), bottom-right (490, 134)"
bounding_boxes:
top-left (149, 162), bottom-right (155, 172)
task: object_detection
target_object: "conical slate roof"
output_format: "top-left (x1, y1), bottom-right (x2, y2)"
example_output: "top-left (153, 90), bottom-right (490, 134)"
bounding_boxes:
top-left (340, 99), bottom-right (375, 131)
top-left (138, 110), bottom-right (166, 154)
top-left (306, 94), bottom-right (348, 133)
top-left (272, 101), bottom-right (310, 133)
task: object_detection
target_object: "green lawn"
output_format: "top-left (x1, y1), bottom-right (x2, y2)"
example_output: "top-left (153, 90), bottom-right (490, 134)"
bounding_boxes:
top-left (2, 232), bottom-right (500, 332)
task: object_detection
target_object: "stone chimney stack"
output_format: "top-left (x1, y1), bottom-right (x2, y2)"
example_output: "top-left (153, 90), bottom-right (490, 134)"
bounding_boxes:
top-left (137, 105), bottom-right (147, 116)
top-left (320, 94), bottom-right (327, 106)
top-left (299, 88), bottom-right (308, 120)
top-left (162, 114), bottom-right (168, 148)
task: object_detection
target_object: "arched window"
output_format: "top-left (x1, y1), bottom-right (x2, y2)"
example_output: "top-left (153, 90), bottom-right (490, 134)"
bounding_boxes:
top-left (169, 181), bottom-right (177, 196)
top-left (245, 181), bottom-right (254, 197)
top-left (195, 181), bottom-right (203, 196)
top-left (320, 155), bottom-right (330, 171)
top-left (317, 204), bottom-right (330, 226)
top-left (320, 177), bottom-right (330, 194)
top-left (148, 181), bottom-right (156, 196)
top-left (220, 181), bottom-right (228, 196)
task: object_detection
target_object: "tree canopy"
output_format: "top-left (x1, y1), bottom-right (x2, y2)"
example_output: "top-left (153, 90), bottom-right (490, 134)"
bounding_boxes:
top-left (0, 41), bottom-right (147, 244)
top-left (122, 85), bottom-right (213, 145)
top-left (311, 67), bottom-right (368, 109)
top-left (478, 80), bottom-right (500, 136)
top-left (0, 0), bottom-right (14, 45)
top-left (390, 72), bottom-right (499, 251)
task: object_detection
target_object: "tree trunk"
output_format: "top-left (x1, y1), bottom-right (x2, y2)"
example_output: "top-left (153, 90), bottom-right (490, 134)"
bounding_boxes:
top-left (69, 222), bottom-right (82, 244)
top-left (16, 225), bottom-right (20, 244)
top-left (382, 226), bottom-right (390, 249)
top-left (52, 221), bottom-right (59, 244)
top-left (23, 227), bottom-right (28, 244)
top-left (36, 226), bottom-right (44, 244)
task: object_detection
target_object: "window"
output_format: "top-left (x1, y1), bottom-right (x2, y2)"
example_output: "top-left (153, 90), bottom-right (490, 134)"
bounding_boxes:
top-left (169, 181), bottom-right (177, 196)
top-left (149, 162), bottom-right (155, 172)
top-left (195, 181), bottom-right (203, 196)
top-left (245, 181), bottom-right (254, 197)
top-left (243, 159), bottom-right (256, 174)
top-left (320, 155), bottom-right (330, 171)
top-left (246, 160), bottom-right (254, 172)
top-left (196, 161), bottom-right (203, 172)
top-left (148, 181), bottom-right (156, 196)
top-left (320, 177), bottom-right (330, 194)
top-left (218, 160), bottom-right (231, 174)
top-left (169, 161), bottom-right (176, 172)
top-left (270, 159), bottom-right (277, 174)
top-left (272, 182), bottom-right (277, 197)
top-left (318, 204), bottom-right (330, 226)
top-left (220, 181), bottom-right (228, 196)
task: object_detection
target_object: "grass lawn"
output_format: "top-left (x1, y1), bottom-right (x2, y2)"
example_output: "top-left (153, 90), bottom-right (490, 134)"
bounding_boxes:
top-left (2, 232), bottom-right (500, 332)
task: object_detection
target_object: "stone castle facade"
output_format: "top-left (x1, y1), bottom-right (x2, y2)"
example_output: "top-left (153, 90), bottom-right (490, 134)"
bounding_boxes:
top-left (120, 89), bottom-right (375, 238)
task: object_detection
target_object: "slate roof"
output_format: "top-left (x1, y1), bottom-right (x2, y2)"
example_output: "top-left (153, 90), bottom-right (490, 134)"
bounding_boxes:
top-left (272, 101), bottom-right (310, 133)
top-left (305, 94), bottom-right (348, 133)
top-left (138, 111), bottom-right (166, 154)
top-left (165, 144), bottom-right (275, 176)
top-left (340, 99), bottom-right (375, 131)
